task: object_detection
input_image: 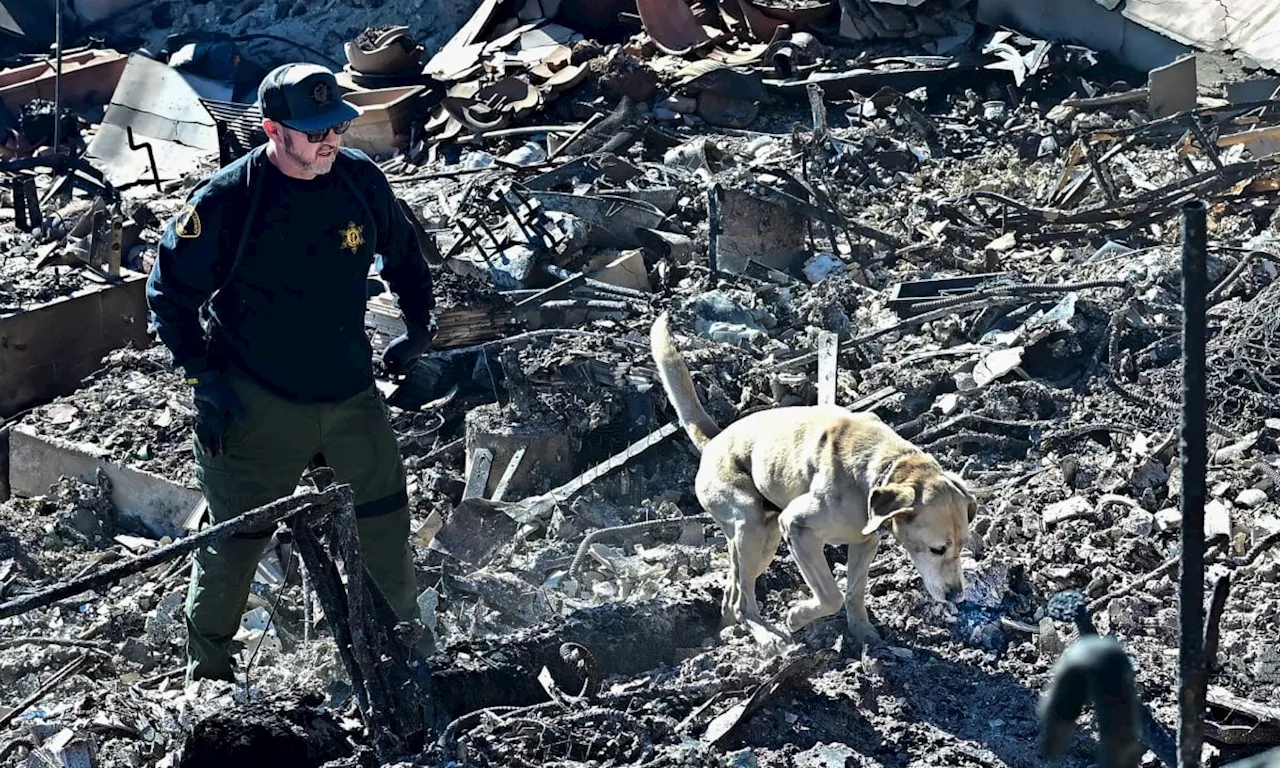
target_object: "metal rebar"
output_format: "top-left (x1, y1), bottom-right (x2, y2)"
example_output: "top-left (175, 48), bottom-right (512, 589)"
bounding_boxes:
top-left (1178, 198), bottom-right (1208, 768)
top-left (53, 0), bottom-right (62, 152)
top-left (707, 182), bottom-right (723, 277)
top-left (1202, 573), bottom-right (1230, 674)
top-left (126, 126), bottom-right (162, 192)
top-left (907, 278), bottom-right (1129, 315)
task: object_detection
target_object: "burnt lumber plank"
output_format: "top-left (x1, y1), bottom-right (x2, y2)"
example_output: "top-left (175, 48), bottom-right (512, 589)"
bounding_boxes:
top-left (1206, 687), bottom-right (1280, 746)
top-left (816, 331), bottom-right (838, 405)
top-left (366, 298), bottom-right (514, 351)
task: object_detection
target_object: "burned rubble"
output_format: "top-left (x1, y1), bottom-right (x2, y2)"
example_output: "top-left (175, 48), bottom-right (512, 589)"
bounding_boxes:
top-left (2, 0), bottom-right (1280, 766)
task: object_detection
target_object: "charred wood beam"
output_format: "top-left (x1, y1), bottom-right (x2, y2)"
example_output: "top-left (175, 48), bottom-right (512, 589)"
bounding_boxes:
top-left (547, 113), bottom-right (606, 161)
top-left (449, 420), bottom-right (681, 543)
top-left (291, 484), bottom-right (439, 762)
top-left (556, 96), bottom-right (637, 158)
top-left (1086, 99), bottom-right (1280, 143)
top-left (807, 82), bottom-right (828, 145)
top-left (1062, 89), bottom-right (1150, 109)
top-left (958, 157), bottom-right (1277, 237)
top-left (542, 264), bottom-right (651, 302)
top-left (751, 178), bottom-right (904, 250)
top-left (774, 296), bottom-right (1027, 373)
top-left (0, 154), bottom-right (116, 201)
top-left (1082, 140), bottom-right (1119, 203)
top-left (0, 655), bottom-right (90, 729)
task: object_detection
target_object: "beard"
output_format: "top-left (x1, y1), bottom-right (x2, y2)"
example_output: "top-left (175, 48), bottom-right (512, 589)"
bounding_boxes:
top-left (282, 131), bottom-right (336, 175)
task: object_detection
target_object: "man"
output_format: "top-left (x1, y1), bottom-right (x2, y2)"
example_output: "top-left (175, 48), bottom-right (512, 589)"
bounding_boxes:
top-left (147, 62), bottom-right (437, 682)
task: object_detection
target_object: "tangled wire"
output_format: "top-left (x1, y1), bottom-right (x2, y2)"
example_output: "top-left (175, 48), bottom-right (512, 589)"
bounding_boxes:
top-left (451, 704), bottom-right (660, 767)
top-left (1206, 277), bottom-right (1280, 434)
top-left (436, 643), bottom-right (679, 767)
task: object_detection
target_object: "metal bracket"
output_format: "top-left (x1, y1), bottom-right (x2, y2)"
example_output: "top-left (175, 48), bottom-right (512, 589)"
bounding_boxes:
top-left (462, 448), bottom-right (494, 500)
top-left (10, 175), bottom-right (40, 232)
top-left (125, 125), bottom-right (162, 192)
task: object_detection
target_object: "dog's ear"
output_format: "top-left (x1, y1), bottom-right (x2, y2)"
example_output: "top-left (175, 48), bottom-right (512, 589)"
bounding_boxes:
top-left (944, 470), bottom-right (979, 525)
top-left (862, 484), bottom-right (916, 536)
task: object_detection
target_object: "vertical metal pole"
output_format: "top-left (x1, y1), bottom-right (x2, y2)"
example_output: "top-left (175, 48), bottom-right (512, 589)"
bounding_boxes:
top-left (1178, 198), bottom-right (1208, 768)
top-left (53, 0), bottom-right (63, 152)
top-left (707, 182), bottom-right (722, 278)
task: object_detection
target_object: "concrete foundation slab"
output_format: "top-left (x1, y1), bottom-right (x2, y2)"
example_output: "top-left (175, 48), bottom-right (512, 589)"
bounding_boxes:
top-left (9, 425), bottom-right (200, 536)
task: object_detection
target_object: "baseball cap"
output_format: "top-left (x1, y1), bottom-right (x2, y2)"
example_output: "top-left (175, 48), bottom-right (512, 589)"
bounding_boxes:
top-left (258, 63), bottom-right (362, 132)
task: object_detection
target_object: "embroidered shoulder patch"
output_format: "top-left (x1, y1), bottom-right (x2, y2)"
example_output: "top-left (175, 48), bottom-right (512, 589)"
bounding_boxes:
top-left (173, 204), bottom-right (201, 239)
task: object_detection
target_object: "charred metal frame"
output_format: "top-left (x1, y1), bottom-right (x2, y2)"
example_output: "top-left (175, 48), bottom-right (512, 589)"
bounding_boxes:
top-left (949, 100), bottom-right (1280, 242)
top-left (1036, 201), bottom-right (1253, 768)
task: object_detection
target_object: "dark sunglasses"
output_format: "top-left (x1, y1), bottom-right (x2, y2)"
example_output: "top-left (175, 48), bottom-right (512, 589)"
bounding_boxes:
top-left (296, 120), bottom-right (352, 143)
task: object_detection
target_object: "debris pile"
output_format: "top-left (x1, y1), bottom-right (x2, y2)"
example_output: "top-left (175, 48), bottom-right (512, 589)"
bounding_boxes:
top-left (19, 346), bottom-right (197, 486)
top-left (2, 0), bottom-right (1280, 765)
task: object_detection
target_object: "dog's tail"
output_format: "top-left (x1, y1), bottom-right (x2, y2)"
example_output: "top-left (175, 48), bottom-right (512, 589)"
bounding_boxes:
top-left (650, 312), bottom-right (720, 451)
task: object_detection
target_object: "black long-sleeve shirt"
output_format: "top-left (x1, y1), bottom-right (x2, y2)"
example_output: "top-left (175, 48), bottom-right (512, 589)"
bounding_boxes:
top-left (146, 145), bottom-right (435, 403)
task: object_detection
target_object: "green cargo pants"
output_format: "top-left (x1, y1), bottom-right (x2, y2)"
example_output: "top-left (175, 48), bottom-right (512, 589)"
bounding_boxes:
top-left (185, 366), bottom-right (421, 682)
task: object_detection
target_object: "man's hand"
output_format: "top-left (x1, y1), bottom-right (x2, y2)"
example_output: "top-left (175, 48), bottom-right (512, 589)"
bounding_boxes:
top-left (382, 324), bottom-right (434, 376)
top-left (188, 370), bottom-right (247, 457)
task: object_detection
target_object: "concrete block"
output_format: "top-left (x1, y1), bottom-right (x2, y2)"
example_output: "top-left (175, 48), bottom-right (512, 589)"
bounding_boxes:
top-left (586, 249), bottom-right (651, 292)
top-left (8, 425), bottom-right (200, 537)
top-left (0, 48), bottom-right (128, 113)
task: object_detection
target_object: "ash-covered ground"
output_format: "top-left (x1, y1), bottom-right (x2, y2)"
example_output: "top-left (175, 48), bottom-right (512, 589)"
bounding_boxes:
top-left (2, 0), bottom-right (1280, 765)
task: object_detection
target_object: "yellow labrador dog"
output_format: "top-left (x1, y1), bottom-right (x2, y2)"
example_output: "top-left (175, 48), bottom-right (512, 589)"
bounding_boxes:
top-left (651, 313), bottom-right (977, 648)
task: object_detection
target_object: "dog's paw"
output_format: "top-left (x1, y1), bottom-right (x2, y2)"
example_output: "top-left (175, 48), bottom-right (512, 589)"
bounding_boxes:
top-left (785, 605), bottom-right (816, 634)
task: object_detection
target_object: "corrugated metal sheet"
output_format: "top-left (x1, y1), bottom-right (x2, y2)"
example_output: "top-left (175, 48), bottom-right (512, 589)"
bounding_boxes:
top-left (84, 53), bottom-right (222, 187)
top-left (199, 98), bottom-right (265, 157)
top-left (975, 0), bottom-right (1188, 72)
top-left (1121, 0), bottom-right (1280, 71)
top-left (978, 0), bottom-right (1280, 73)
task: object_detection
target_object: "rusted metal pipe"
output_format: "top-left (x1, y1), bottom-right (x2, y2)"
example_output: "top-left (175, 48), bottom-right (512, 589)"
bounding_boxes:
top-left (1179, 198), bottom-right (1208, 768)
